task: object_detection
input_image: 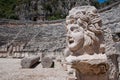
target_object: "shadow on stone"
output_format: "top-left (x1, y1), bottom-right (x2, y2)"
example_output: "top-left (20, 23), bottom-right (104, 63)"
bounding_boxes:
top-left (51, 61), bottom-right (54, 68)
top-left (30, 62), bottom-right (40, 68)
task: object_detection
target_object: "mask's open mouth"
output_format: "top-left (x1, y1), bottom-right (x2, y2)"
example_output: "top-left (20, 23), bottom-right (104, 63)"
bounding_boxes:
top-left (69, 40), bottom-right (74, 44)
top-left (68, 36), bottom-right (74, 44)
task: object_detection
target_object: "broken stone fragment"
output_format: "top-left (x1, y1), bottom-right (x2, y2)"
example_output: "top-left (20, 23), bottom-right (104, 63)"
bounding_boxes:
top-left (41, 57), bottom-right (54, 68)
top-left (21, 56), bottom-right (40, 68)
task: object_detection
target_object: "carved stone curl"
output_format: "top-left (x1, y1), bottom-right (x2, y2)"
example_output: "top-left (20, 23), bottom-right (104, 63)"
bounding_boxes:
top-left (65, 6), bottom-right (109, 80)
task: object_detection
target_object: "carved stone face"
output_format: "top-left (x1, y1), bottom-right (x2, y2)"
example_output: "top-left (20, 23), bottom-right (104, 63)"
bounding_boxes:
top-left (66, 6), bottom-right (104, 54)
top-left (67, 24), bottom-right (84, 52)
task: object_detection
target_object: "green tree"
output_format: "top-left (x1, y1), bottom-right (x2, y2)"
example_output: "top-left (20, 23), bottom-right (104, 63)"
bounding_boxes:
top-left (0, 0), bottom-right (19, 19)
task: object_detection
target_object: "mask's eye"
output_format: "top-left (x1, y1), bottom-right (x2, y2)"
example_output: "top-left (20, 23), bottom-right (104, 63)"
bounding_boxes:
top-left (70, 27), bottom-right (78, 31)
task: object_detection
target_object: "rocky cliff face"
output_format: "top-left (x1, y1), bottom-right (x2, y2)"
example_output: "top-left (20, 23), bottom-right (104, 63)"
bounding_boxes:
top-left (0, 0), bottom-right (118, 20)
top-left (15, 0), bottom-right (91, 21)
top-left (15, 0), bottom-right (119, 21)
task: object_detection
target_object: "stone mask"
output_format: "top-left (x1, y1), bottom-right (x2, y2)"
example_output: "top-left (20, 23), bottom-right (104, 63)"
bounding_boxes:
top-left (66, 24), bottom-right (84, 52)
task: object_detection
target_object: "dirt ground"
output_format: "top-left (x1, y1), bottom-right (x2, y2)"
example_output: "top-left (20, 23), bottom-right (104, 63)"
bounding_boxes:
top-left (0, 58), bottom-right (68, 80)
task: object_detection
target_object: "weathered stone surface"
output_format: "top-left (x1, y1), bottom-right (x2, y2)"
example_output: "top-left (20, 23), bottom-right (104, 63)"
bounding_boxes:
top-left (21, 56), bottom-right (40, 68)
top-left (66, 54), bottom-right (109, 74)
top-left (41, 57), bottom-right (54, 68)
top-left (67, 77), bottom-right (76, 80)
top-left (100, 5), bottom-right (120, 80)
top-left (76, 72), bottom-right (108, 80)
top-left (0, 53), bottom-right (7, 58)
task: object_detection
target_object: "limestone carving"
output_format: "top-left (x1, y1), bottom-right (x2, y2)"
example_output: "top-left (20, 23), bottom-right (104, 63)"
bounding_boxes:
top-left (65, 6), bottom-right (109, 80)
top-left (66, 6), bottom-right (105, 55)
